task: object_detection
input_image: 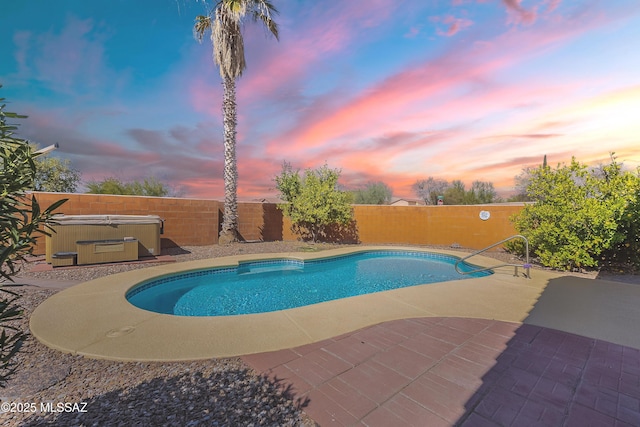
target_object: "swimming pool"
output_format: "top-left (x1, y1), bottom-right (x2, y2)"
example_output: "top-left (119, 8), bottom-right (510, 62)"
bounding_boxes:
top-left (127, 251), bottom-right (491, 316)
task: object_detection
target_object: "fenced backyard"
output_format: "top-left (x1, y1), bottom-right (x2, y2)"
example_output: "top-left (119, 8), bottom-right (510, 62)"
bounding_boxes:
top-left (30, 192), bottom-right (524, 255)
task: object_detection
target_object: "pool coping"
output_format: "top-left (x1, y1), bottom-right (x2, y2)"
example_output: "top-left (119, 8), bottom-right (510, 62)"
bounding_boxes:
top-left (29, 246), bottom-right (640, 361)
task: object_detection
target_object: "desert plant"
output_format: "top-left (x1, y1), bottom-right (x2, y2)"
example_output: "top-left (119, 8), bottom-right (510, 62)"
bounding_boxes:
top-left (0, 88), bottom-right (67, 386)
top-left (275, 163), bottom-right (354, 242)
top-left (509, 156), bottom-right (640, 270)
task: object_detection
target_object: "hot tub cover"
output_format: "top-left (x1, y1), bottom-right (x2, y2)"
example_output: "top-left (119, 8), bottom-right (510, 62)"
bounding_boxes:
top-left (48, 214), bottom-right (162, 225)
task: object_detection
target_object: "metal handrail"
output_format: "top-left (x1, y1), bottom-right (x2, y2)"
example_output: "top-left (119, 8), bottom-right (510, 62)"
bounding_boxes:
top-left (454, 234), bottom-right (531, 278)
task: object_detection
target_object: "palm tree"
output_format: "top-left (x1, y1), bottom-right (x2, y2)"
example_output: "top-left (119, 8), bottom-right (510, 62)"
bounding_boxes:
top-left (194, 0), bottom-right (279, 244)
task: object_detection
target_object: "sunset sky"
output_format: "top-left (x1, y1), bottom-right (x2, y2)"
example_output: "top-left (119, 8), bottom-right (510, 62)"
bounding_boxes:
top-left (2, 0), bottom-right (639, 199)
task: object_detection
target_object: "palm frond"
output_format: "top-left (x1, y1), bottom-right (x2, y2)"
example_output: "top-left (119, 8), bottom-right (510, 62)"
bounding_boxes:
top-left (212, 7), bottom-right (245, 79)
top-left (249, 0), bottom-right (279, 39)
top-left (193, 15), bottom-right (213, 42)
top-left (253, 12), bottom-right (279, 40)
top-left (196, 0), bottom-right (280, 79)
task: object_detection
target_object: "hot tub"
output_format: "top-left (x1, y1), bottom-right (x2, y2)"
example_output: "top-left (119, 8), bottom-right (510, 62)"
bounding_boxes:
top-left (45, 215), bottom-right (163, 265)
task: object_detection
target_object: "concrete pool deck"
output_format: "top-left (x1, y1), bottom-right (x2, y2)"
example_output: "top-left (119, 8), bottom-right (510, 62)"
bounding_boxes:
top-left (29, 246), bottom-right (640, 361)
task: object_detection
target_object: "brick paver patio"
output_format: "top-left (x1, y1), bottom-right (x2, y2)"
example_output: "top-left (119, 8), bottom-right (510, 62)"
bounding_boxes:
top-left (242, 317), bottom-right (640, 426)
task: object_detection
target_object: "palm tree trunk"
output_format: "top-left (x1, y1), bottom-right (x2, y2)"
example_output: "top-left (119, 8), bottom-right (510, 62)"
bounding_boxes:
top-left (219, 76), bottom-right (240, 244)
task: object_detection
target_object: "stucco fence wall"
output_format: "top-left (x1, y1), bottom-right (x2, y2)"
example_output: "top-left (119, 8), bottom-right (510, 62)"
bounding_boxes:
top-left (30, 192), bottom-right (524, 255)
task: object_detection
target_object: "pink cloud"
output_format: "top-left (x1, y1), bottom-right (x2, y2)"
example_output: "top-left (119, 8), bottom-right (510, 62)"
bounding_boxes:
top-left (14, 0), bottom-right (639, 201)
top-left (236, 156), bottom-right (284, 196)
top-left (225, 0), bottom-right (399, 104)
top-left (437, 16), bottom-right (474, 36)
top-left (264, 3), bottom-right (620, 166)
top-left (187, 53), bottom-right (224, 120)
top-left (502, 0), bottom-right (538, 25)
top-left (267, 48), bottom-right (511, 154)
top-left (404, 26), bottom-right (422, 38)
top-left (174, 177), bottom-right (223, 199)
top-left (15, 101), bottom-right (229, 195)
top-left (251, 3), bottom-right (640, 199)
top-left (543, 0), bottom-right (562, 14)
top-left (29, 16), bottom-right (114, 94)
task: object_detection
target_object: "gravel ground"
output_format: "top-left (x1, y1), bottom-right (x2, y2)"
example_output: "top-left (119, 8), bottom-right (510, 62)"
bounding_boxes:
top-left (2, 242), bottom-right (338, 427)
top-left (0, 241), bottom-right (613, 426)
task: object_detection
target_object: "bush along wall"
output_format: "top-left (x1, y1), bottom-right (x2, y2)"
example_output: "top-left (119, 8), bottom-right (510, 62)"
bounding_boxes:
top-left (509, 156), bottom-right (640, 271)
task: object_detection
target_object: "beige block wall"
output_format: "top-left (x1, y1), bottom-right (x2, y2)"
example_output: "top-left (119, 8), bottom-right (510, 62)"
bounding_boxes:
top-left (31, 192), bottom-right (524, 254)
top-left (236, 202), bottom-right (284, 241)
top-left (282, 204), bottom-right (523, 250)
top-left (350, 204), bottom-right (522, 249)
top-left (31, 192), bottom-right (220, 255)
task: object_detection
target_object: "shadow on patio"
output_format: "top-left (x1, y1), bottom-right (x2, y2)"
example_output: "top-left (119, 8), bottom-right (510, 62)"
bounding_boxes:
top-left (244, 275), bottom-right (640, 426)
top-left (455, 274), bottom-right (640, 426)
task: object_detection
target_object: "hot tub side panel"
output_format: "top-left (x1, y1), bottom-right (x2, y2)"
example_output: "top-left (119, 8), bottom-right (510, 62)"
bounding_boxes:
top-left (45, 223), bottom-right (161, 263)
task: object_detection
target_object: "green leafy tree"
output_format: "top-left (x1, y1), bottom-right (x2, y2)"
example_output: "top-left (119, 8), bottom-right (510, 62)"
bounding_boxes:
top-left (33, 152), bottom-right (81, 193)
top-left (275, 163), bottom-right (354, 242)
top-left (194, 0), bottom-right (279, 244)
top-left (597, 160), bottom-right (640, 269)
top-left (414, 177), bottom-right (498, 205)
top-left (468, 181), bottom-right (498, 204)
top-left (86, 176), bottom-right (170, 197)
top-left (353, 181), bottom-right (392, 204)
top-left (129, 177), bottom-right (171, 197)
top-left (510, 156), bottom-right (640, 270)
top-left (443, 180), bottom-right (467, 205)
top-left (1, 90), bottom-right (66, 386)
top-left (86, 177), bottom-right (127, 195)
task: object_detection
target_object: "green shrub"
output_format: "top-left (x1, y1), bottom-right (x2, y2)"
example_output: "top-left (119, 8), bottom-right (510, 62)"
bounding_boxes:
top-left (275, 163), bottom-right (354, 242)
top-left (33, 150), bottom-right (81, 193)
top-left (86, 176), bottom-right (171, 197)
top-left (509, 156), bottom-right (640, 270)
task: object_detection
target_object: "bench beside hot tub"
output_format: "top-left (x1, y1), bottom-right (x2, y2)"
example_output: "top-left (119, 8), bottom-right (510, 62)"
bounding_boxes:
top-left (45, 215), bottom-right (163, 267)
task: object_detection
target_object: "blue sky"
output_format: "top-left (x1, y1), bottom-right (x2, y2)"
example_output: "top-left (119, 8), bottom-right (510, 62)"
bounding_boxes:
top-left (2, 0), bottom-right (640, 198)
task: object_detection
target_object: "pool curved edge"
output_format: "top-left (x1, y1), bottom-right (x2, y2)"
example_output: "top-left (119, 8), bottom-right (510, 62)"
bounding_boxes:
top-left (29, 246), bottom-right (554, 362)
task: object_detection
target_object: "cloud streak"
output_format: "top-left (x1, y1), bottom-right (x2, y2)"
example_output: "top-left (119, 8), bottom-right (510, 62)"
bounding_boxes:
top-left (2, 0), bottom-right (640, 200)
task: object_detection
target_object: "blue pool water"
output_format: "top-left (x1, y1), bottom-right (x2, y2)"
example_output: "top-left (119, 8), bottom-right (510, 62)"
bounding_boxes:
top-left (126, 251), bottom-right (491, 316)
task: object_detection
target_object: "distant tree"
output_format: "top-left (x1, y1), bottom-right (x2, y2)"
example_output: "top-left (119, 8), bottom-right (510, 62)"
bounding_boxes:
top-left (415, 176), bottom-right (500, 204)
top-left (129, 177), bottom-right (171, 197)
top-left (33, 152), bottom-right (81, 193)
top-left (509, 155), bottom-right (548, 202)
top-left (86, 177), bottom-right (126, 195)
top-left (443, 180), bottom-right (467, 205)
top-left (468, 181), bottom-right (498, 204)
top-left (1, 89), bottom-right (67, 386)
top-left (412, 177), bottom-right (449, 205)
top-left (275, 163), bottom-right (354, 242)
top-left (507, 168), bottom-right (535, 202)
top-left (86, 176), bottom-right (170, 197)
top-left (353, 181), bottom-right (393, 204)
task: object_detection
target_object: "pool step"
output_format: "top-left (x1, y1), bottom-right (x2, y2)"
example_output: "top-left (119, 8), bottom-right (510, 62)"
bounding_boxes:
top-left (236, 263), bottom-right (304, 275)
